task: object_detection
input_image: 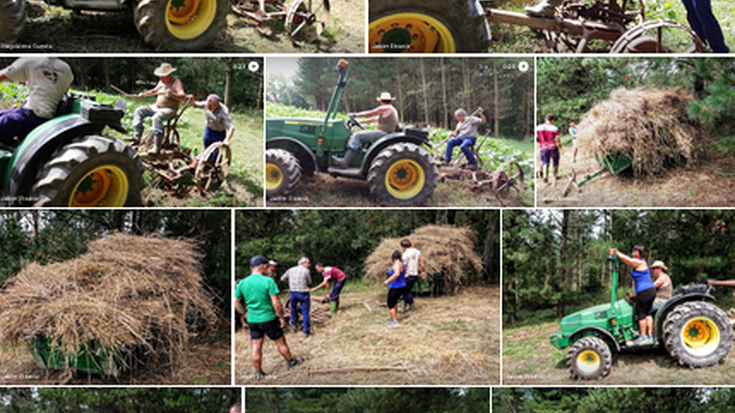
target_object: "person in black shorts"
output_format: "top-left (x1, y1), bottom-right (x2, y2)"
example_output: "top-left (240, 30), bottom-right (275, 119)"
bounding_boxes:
top-left (234, 256), bottom-right (304, 381)
top-left (384, 250), bottom-right (408, 327)
top-left (617, 245), bottom-right (656, 345)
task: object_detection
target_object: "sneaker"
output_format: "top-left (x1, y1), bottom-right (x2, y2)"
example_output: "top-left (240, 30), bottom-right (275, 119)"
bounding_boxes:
top-left (572, 158), bottom-right (576, 163)
top-left (287, 358), bottom-right (304, 370)
top-left (255, 370), bottom-right (267, 381)
top-left (631, 335), bottom-right (647, 346)
top-left (303, 331), bottom-right (311, 338)
top-left (467, 163), bottom-right (479, 171)
top-left (387, 320), bottom-right (399, 327)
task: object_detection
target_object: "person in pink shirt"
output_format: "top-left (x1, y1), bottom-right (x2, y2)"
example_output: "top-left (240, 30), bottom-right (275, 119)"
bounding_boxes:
top-left (311, 263), bottom-right (347, 314)
top-left (536, 113), bottom-right (561, 184)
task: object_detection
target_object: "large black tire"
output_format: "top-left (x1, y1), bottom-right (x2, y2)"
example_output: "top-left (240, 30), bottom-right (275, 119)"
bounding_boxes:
top-left (265, 149), bottom-right (302, 199)
top-left (0, 0), bottom-right (25, 44)
top-left (369, 0), bottom-right (488, 53)
top-left (663, 301), bottom-right (733, 368)
top-left (134, 0), bottom-right (229, 51)
top-left (367, 142), bottom-right (438, 205)
top-left (567, 336), bottom-right (613, 381)
top-left (32, 135), bottom-right (144, 207)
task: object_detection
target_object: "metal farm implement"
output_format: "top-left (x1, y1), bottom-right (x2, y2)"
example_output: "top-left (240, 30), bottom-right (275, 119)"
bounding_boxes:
top-left (562, 151), bottom-right (631, 197)
top-left (230, 0), bottom-right (331, 44)
top-left (486, 0), bottom-right (705, 53)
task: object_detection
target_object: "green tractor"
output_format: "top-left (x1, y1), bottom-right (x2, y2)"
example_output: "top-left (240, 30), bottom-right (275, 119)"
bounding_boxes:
top-left (551, 248), bottom-right (733, 380)
top-left (0, 0), bottom-right (229, 51)
top-left (265, 59), bottom-right (438, 205)
top-left (1, 93), bottom-right (144, 206)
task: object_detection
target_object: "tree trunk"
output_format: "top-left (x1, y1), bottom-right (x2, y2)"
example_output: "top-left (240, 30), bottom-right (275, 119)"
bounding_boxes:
top-left (225, 58), bottom-right (235, 108)
top-left (482, 215), bottom-right (498, 283)
top-left (493, 60), bottom-right (499, 138)
top-left (557, 210), bottom-right (570, 319)
top-left (420, 58), bottom-right (429, 124)
top-left (462, 58), bottom-right (471, 111)
top-left (441, 57), bottom-right (448, 129)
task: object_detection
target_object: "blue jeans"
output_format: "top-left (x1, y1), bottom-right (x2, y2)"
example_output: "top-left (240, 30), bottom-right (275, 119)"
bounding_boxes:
top-left (348, 130), bottom-right (387, 151)
top-left (329, 279), bottom-right (346, 302)
top-left (402, 275), bottom-right (419, 305)
top-left (289, 291), bottom-right (310, 334)
top-left (682, 0), bottom-right (729, 52)
top-left (133, 105), bottom-right (176, 138)
top-left (0, 107), bottom-right (48, 146)
top-left (445, 136), bottom-right (477, 165)
top-left (203, 127), bottom-right (226, 162)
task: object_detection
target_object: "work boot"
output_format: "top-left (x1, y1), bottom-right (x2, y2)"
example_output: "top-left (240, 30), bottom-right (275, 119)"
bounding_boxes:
top-left (398, 302), bottom-right (406, 314)
top-left (525, 0), bottom-right (562, 18)
top-left (255, 370), bottom-right (267, 381)
top-left (287, 358), bottom-right (304, 370)
top-left (145, 133), bottom-right (163, 156)
top-left (329, 300), bottom-right (338, 314)
top-left (467, 163), bottom-right (479, 171)
top-left (332, 149), bottom-right (357, 168)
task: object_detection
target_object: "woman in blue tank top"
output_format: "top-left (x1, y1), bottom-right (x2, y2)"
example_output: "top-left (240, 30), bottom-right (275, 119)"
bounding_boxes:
top-left (384, 250), bottom-right (407, 327)
top-left (617, 244), bottom-right (657, 345)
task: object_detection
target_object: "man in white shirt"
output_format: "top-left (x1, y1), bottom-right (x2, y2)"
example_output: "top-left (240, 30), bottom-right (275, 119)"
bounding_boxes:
top-left (0, 58), bottom-right (73, 146)
top-left (400, 238), bottom-right (426, 314)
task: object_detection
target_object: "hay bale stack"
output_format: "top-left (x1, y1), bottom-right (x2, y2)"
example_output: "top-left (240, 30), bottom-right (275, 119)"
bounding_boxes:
top-left (578, 87), bottom-right (705, 176)
top-left (364, 225), bottom-right (482, 294)
top-left (0, 233), bottom-right (216, 368)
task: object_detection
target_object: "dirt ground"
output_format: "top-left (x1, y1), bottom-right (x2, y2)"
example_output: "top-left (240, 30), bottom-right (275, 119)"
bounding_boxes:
top-left (266, 172), bottom-right (531, 207)
top-left (235, 285), bottom-right (500, 385)
top-left (0, 326), bottom-right (231, 385)
top-left (503, 317), bottom-right (735, 385)
top-left (11, 0), bottom-right (363, 53)
top-left (536, 141), bottom-right (735, 207)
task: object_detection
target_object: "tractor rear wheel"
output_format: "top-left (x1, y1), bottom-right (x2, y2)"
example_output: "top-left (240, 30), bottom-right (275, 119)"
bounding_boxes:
top-left (32, 135), bottom-right (144, 207)
top-left (367, 142), bottom-right (437, 205)
top-left (134, 0), bottom-right (229, 51)
top-left (0, 0), bottom-right (25, 44)
top-left (266, 149), bottom-right (302, 199)
top-left (663, 301), bottom-right (733, 368)
top-left (567, 336), bottom-right (612, 380)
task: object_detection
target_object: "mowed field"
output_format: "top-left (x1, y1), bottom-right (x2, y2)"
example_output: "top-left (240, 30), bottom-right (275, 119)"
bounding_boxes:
top-left (236, 285), bottom-right (500, 385)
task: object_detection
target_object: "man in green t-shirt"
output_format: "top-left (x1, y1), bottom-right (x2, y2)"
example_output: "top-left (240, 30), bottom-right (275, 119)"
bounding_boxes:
top-left (234, 255), bottom-right (304, 381)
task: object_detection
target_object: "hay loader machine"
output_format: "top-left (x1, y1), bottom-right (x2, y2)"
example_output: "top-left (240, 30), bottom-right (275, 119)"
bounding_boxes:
top-left (0, 93), bottom-right (144, 207)
top-left (551, 248), bottom-right (733, 380)
top-left (265, 59), bottom-right (439, 205)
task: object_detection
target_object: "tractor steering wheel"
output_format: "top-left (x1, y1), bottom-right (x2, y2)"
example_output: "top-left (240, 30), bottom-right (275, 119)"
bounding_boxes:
top-left (347, 115), bottom-right (365, 131)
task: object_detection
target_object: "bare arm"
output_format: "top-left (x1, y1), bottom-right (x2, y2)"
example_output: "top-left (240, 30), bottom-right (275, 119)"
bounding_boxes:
top-left (654, 274), bottom-right (670, 288)
top-left (477, 108), bottom-right (486, 124)
top-left (419, 255), bottom-right (427, 279)
top-left (310, 279), bottom-right (328, 293)
top-left (225, 127), bottom-right (235, 145)
top-left (0, 74), bottom-right (9, 83)
top-left (617, 250), bottom-right (647, 271)
top-left (270, 294), bottom-right (286, 328)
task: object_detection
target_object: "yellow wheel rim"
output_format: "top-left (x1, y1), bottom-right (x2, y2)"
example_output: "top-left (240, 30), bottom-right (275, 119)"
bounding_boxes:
top-left (69, 165), bottom-right (129, 207)
top-left (577, 350), bottom-right (600, 373)
top-left (165, 0), bottom-right (216, 40)
top-left (384, 159), bottom-right (425, 200)
top-left (369, 13), bottom-right (456, 53)
top-left (266, 163), bottom-right (283, 191)
top-left (682, 317), bottom-right (720, 355)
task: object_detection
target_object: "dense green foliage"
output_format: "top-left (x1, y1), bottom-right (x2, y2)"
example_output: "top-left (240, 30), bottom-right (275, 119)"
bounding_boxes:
top-left (247, 387), bottom-right (488, 413)
top-left (493, 387), bottom-right (735, 413)
top-left (0, 387), bottom-right (239, 413)
top-left (0, 57), bottom-right (263, 112)
top-left (267, 57), bottom-right (534, 139)
top-left (537, 57), bottom-right (735, 136)
top-left (503, 209), bottom-right (735, 323)
top-left (236, 210), bottom-right (499, 284)
top-left (0, 210), bottom-right (231, 314)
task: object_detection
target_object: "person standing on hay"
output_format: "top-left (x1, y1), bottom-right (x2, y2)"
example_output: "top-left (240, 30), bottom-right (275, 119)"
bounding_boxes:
top-left (536, 113), bottom-right (561, 184)
top-left (681, 0), bottom-right (729, 53)
top-left (281, 257), bottom-right (313, 338)
top-left (384, 250), bottom-right (408, 327)
top-left (0, 57), bottom-right (73, 147)
top-left (443, 108), bottom-right (486, 171)
top-left (400, 238), bottom-right (426, 314)
top-left (332, 92), bottom-right (400, 168)
top-left (235, 255), bottom-right (304, 381)
top-left (311, 263), bottom-right (347, 314)
top-left (569, 121), bottom-right (578, 163)
top-left (132, 62), bottom-right (187, 156)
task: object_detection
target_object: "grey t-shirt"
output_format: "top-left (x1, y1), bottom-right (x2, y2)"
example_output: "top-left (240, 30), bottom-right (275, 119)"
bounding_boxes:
top-left (454, 116), bottom-right (483, 138)
top-left (281, 265), bottom-right (311, 292)
top-left (195, 101), bottom-right (234, 132)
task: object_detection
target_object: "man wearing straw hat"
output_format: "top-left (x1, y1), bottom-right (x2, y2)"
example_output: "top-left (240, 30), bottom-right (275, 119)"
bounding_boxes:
top-left (444, 107), bottom-right (486, 171)
top-left (281, 257), bottom-right (312, 337)
top-left (131, 62), bottom-right (187, 156)
top-left (332, 91), bottom-right (400, 168)
top-left (651, 260), bottom-right (673, 313)
top-left (235, 255), bottom-right (304, 381)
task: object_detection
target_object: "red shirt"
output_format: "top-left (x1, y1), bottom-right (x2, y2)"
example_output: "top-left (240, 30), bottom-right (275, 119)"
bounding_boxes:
top-left (323, 267), bottom-right (346, 282)
top-left (536, 123), bottom-right (560, 150)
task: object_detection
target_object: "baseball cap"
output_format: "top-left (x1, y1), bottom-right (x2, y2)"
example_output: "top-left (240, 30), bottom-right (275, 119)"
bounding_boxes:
top-left (250, 256), bottom-right (269, 266)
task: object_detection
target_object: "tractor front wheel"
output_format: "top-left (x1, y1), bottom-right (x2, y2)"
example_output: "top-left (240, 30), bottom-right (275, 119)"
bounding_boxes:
top-left (663, 301), bottom-right (733, 368)
top-left (32, 135), bottom-right (144, 207)
top-left (567, 336), bottom-right (612, 380)
top-left (367, 142), bottom-right (437, 205)
top-left (265, 149), bottom-right (302, 199)
top-left (0, 0), bottom-right (25, 44)
top-left (134, 0), bottom-right (229, 51)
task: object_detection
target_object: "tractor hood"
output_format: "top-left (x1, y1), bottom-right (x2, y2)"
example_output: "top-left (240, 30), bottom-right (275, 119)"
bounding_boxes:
top-left (550, 299), bottom-right (634, 349)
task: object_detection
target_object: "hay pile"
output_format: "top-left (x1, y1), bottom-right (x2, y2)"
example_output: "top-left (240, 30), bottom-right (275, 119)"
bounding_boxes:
top-left (364, 225), bottom-right (482, 294)
top-left (0, 233), bottom-right (216, 369)
top-left (578, 88), bottom-right (706, 176)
